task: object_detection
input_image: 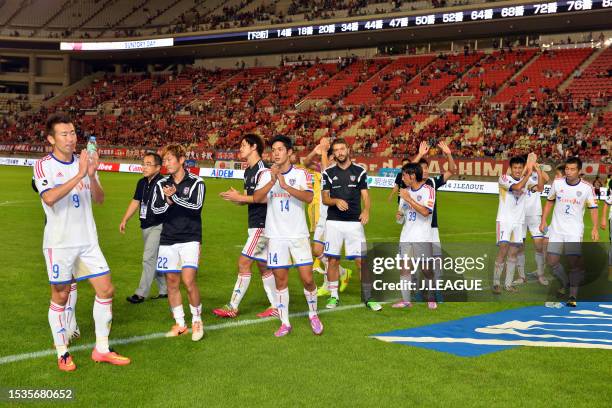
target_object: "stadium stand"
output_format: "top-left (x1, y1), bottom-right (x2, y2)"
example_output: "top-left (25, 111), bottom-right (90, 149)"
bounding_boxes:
top-left (1, 45), bottom-right (610, 163)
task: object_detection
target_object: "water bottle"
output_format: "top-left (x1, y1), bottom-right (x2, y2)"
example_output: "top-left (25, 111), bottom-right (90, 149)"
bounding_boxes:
top-left (87, 136), bottom-right (97, 155)
top-left (544, 302), bottom-right (563, 308)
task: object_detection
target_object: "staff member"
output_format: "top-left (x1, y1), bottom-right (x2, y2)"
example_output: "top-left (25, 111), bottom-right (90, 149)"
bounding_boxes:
top-left (120, 153), bottom-right (167, 303)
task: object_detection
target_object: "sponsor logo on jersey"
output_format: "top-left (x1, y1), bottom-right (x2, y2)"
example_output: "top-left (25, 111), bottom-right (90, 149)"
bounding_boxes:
top-left (577, 191), bottom-right (582, 197)
top-left (56, 171), bottom-right (64, 177)
top-left (417, 195), bottom-right (422, 201)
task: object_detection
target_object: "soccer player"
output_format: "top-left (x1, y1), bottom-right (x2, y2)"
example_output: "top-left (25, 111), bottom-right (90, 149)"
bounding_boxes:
top-left (32, 176), bottom-right (80, 343)
top-left (151, 144), bottom-right (205, 341)
top-left (34, 113), bottom-right (130, 371)
top-left (303, 139), bottom-right (351, 296)
top-left (540, 157), bottom-right (599, 307)
top-left (322, 138), bottom-right (381, 311)
top-left (120, 152), bottom-right (168, 303)
top-left (253, 135), bottom-right (323, 337)
top-left (493, 156), bottom-right (534, 294)
top-left (515, 157), bottom-right (548, 286)
top-left (214, 133), bottom-right (277, 318)
top-left (394, 163), bottom-right (437, 309)
top-left (412, 140), bottom-right (457, 302)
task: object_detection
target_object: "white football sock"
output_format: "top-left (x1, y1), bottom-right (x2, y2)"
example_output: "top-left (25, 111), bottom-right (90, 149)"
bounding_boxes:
top-left (229, 272), bottom-right (251, 310)
top-left (505, 261), bottom-right (517, 287)
top-left (49, 301), bottom-right (67, 358)
top-left (328, 281), bottom-right (339, 298)
top-left (276, 288), bottom-right (290, 326)
top-left (261, 272), bottom-right (277, 308)
top-left (190, 303), bottom-right (202, 323)
top-left (65, 283), bottom-right (78, 332)
top-left (535, 252), bottom-right (545, 277)
top-left (493, 262), bottom-right (504, 286)
top-left (172, 304), bottom-right (186, 327)
top-left (303, 288), bottom-right (318, 318)
top-left (93, 296), bottom-right (112, 353)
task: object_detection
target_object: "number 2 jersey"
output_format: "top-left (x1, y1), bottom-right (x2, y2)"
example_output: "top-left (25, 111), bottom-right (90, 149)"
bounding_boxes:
top-left (33, 153), bottom-right (100, 248)
top-left (547, 177), bottom-right (597, 236)
top-left (256, 165), bottom-right (313, 239)
top-left (397, 183), bottom-right (436, 242)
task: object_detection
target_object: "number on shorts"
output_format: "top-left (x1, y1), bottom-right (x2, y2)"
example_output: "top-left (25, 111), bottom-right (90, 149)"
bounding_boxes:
top-left (269, 253), bottom-right (278, 265)
top-left (72, 194), bottom-right (80, 208)
top-left (324, 242), bottom-right (329, 251)
top-left (408, 211), bottom-right (417, 221)
top-left (157, 257), bottom-right (168, 269)
top-left (52, 264), bottom-right (59, 279)
top-left (280, 200), bottom-right (289, 212)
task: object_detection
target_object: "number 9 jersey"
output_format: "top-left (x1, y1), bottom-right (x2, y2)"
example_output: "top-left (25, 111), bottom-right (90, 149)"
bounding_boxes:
top-left (33, 154), bottom-right (100, 248)
top-left (256, 166), bottom-right (313, 239)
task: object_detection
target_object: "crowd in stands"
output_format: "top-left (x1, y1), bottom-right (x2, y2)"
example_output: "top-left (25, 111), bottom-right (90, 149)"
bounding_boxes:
top-left (1, 48), bottom-right (610, 164)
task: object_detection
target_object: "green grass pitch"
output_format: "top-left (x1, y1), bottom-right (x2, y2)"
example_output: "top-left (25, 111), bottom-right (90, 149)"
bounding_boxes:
top-left (0, 166), bottom-right (609, 407)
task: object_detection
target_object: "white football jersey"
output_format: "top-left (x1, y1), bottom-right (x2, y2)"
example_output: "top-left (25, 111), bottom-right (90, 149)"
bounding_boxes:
top-left (319, 190), bottom-right (328, 221)
top-left (398, 183), bottom-right (436, 242)
top-left (606, 195), bottom-right (612, 220)
top-left (496, 174), bottom-right (527, 224)
top-left (33, 153), bottom-right (100, 248)
top-left (547, 178), bottom-right (597, 236)
top-left (524, 171), bottom-right (542, 217)
top-left (256, 166), bottom-right (313, 239)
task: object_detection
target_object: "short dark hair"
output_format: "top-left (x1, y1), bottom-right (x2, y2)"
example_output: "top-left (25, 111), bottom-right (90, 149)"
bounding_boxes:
top-left (565, 156), bottom-right (582, 170)
top-left (418, 158), bottom-right (429, 166)
top-left (509, 156), bottom-right (526, 167)
top-left (402, 162), bottom-right (423, 182)
top-left (241, 133), bottom-right (264, 156)
top-left (144, 152), bottom-right (162, 166)
top-left (402, 157), bottom-right (411, 164)
top-left (46, 113), bottom-right (73, 135)
top-left (327, 146), bottom-right (334, 158)
top-left (271, 135), bottom-right (292, 151)
top-left (331, 138), bottom-right (348, 149)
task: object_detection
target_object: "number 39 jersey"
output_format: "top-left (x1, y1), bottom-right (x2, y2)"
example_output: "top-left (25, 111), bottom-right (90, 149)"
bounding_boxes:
top-left (547, 177), bottom-right (597, 236)
top-left (256, 166), bottom-right (313, 239)
top-left (33, 154), bottom-right (99, 249)
top-left (397, 183), bottom-right (436, 242)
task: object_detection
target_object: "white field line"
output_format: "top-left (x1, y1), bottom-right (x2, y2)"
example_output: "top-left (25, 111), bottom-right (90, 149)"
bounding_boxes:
top-left (0, 303), bottom-right (364, 365)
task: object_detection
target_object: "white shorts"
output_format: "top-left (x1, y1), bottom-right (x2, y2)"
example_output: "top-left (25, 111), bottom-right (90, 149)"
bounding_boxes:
top-left (267, 237), bottom-right (313, 269)
top-left (325, 220), bottom-right (366, 259)
top-left (313, 219), bottom-right (326, 245)
top-left (241, 228), bottom-right (268, 262)
top-left (44, 244), bottom-right (110, 285)
top-left (496, 221), bottom-right (524, 245)
top-left (157, 241), bottom-right (200, 273)
top-left (431, 227), bottom-right (442, 257)
top-left (546, 229), bottom-right (582, 256)
top-left (399, 242), bottom-right (433, 273)
top-left (524, 215), bottom-right (545, 239)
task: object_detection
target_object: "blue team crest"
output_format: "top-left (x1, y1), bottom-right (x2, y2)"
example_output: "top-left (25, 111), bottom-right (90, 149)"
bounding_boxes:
top-left (289, 178), bottom-right (296, 186)
top-left (417, 195), bottom-right (422, 201)
top-left (350, 175), bottom-right (356, 181)
top-left (372, 303), bottom-right (612, 357)
top-left (577, 191), bottom-right (582, 197)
